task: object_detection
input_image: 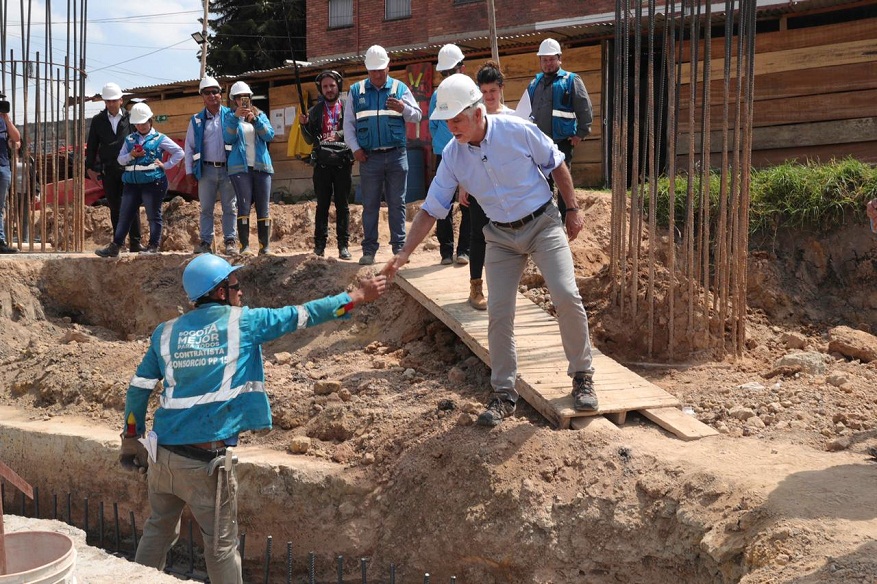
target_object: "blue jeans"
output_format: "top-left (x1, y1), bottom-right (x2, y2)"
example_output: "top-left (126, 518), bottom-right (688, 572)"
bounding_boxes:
top-left (230, 170), bottom-right (271, 220)
top-left (114, 176), bottom-right (167, 248)
top-left (359, 148), bottom-right (408, 255)
top-left (198, 165), bottom-right (237, 243)
top-left (0, 165), bottom-right (10, 242)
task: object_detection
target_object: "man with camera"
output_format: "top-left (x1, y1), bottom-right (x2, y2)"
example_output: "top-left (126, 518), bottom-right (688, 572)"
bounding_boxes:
top-left (300, 70), bottom-right (353, 259)
top-left (0, 93), bottom-right (22, 254)
top-left (86, 82), bottom-right (142, 252)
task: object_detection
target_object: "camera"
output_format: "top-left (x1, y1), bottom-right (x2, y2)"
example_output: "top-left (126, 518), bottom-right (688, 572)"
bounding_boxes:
top-left (0, 100), bottom-right (10, 114)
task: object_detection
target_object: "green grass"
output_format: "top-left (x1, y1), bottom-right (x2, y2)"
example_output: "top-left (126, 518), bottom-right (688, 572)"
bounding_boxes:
top-left (647, 158), bottom-right (877, 235)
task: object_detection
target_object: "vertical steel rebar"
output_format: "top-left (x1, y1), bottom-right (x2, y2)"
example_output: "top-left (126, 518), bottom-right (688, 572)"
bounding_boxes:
top-left (98, 501), bottom-right (105, 548)
top-left (337, 555), bottom-right (344, 584)
top-left (308, 550), bottom-right (316, 584)
top-left (113, 502), bottom-right (120, 551)
top-left (263, 535), bottom-right (273, 584)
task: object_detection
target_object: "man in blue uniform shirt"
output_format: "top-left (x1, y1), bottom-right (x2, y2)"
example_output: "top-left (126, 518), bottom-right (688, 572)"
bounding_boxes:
top-left (120, 254), bottom-right (386, 582)
top-left (383, 74), bottom-right (597, 427)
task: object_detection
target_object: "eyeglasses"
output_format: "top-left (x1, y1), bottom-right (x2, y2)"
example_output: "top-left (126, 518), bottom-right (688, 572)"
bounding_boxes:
top-left (227, 281), bottom-right (241, 291)
top-left (201, 89), bottom-right (221, 96)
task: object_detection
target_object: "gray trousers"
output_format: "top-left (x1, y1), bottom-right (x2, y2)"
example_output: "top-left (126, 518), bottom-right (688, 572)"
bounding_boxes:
top-left (483, 203), bottom-right (594, 402)
top-left (135, 446), bottom-right (242, 584)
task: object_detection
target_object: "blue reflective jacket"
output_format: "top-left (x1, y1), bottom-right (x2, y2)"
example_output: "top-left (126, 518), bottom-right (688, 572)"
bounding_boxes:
top-left (123, 292), bottom-right (352, 445)
top-left (121, 132), bottom-right (165, 184)
top-left (527, 68), bottom-right (578, 140)
top-left (223, 110), bottom-right (275, 176)
top-left (349, 77), bottom-right (407, 151)
top-left (189, 106), bottom-right (233, 180)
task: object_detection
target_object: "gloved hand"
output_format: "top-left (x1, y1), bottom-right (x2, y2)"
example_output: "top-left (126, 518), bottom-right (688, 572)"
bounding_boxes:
top-left (120, 435), bottom-right (149, 474)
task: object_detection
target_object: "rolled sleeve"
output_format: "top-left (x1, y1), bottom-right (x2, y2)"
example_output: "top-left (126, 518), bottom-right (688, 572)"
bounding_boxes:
top-left (343, 95), bottom-right (361, 153)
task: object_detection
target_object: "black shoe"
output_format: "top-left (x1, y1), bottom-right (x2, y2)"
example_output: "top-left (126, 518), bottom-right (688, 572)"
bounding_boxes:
top-left (339, 247), bottom-right (351, 260)
top-left (314, 246), bottom-right (325, 257)
top-left (129, 242), bottom-right (144, 253)
top-left (477, 398), bottom-right (516, 427)
top-left (0, 240), bottom-right (18, 254)
top-left (95, 242), bottom-right (121, 258)
top-left (194, 241), bottom-right (212, 254)
top-left (572, 374), bottom-right (598, 411)
top-left (140, 245), bottom-right (160, 255)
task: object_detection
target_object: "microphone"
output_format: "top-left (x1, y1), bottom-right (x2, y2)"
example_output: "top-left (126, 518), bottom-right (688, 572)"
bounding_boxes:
top-left (481, 155), bottom-right (487, 162)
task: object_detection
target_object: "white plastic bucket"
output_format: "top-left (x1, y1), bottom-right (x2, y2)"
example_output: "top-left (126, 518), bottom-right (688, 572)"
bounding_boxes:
top-left (0, 531), bottom-right (76, 584)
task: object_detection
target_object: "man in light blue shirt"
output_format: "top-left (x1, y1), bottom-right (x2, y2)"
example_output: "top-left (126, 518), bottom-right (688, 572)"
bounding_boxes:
top-left (383, 74), bottom-right (597, 427)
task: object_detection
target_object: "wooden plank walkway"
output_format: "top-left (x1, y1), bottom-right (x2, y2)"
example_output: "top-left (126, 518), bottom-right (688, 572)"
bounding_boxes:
top-left (396, 262), bottom-right (717, 440)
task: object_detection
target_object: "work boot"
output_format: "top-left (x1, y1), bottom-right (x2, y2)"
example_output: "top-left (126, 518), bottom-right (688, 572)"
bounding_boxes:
top-left (477, 397), bottom-right (516, 427)
top-left (0, 239), bottom-right (18, 254)
top-left (314, 245), bottom-right (325, 257)
top-left (469, 279), bottom-right (487, 311)
top-left (238, 217), bottom-right (251, 254)
top-left (140, 245), bottom-right (160, 255)
top-left (95, 242), bottom-right (120, 258)
top-left (128, 240), bottom-right (144, 253)
top-left (572, 374), bottom-right (599, 411)
top-left (358, 254), bottom-right (375, 266)
top-left (257, 219), bottom-right (272, 255)
top-left (339, 247), bottom-right (351, 260)
top-left (224, 239), bottom-right (239, 256)
top-left (194, 241), bottom-right (212, 254)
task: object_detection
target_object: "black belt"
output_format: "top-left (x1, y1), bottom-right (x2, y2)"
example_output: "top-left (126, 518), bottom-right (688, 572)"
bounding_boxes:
top-left (162, 444), bottom-right (227, 463)
top-left (202, 160), bottom-right (226, 167)
top-left (492, 201), bottom-right (551, 229)
top-left (368, 147), bottom-right (400, 153)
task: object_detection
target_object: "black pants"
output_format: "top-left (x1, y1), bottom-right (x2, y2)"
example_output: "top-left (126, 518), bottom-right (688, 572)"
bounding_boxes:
top-left (313, 163), bottom-right (351, 249)
top-left (104, 171), bottom-right (141, 247)
top-left (468, 195), bottom-right (489, 280)
top-left (434, 154), bottom-right (471, 259)
top-left (547, 138), bottom-right (574, 215)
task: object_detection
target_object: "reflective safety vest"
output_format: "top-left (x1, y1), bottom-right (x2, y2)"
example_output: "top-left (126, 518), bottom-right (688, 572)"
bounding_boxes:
top-left (189, 106), bottom-right (233, 180)
top-left (349, 77), bottom-right (407, 151)
top-left (122, 131), bottom-right (166, 184)
top-left (527, 69), bottom-right (578, 140)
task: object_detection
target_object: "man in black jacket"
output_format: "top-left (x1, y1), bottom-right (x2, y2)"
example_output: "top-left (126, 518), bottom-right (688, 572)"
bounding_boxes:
top-left (86, 82), bottom-right (142, 252)
top-left (299, 71), bottom-right (353, 259)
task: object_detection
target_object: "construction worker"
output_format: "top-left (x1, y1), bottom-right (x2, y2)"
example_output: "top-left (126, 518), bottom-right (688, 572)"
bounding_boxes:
top-left (86, 82), bottom-right (142, 252)
top-left (95, 103), bottom-right (184, 257)
top-left (300, 70), bottom-right (353, 259)
top-left (0, 94), bottom-right (21, 254)
top-left (343, 45), bottom-right (422, 266)
top-left (429, 44), bottom-right (471, 267)
top-left (224, 81), bottom-right (275, 255)
top-left (517, 38), bottom-right (593, 215)
top-left (382, 74), bottom-right (597, 427)
top-left (120, 253), bottom-right (387, 583)
top-left (185, 76), bottom-right (238, 256)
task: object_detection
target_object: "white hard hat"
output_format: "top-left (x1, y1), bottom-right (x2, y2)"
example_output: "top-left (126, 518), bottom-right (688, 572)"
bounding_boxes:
top-left (364, 45), bottom-right (390, 70)
top-left (229, 81), bottom-right (252, 97)
top-left (430, 74), bottom-right (482, 121)
top-left (537, 38), bottom-right (562, 56)
top-left (101, 82), bottom-right (123, 100)
top-left (436, 44), bottom-right (464, 72)
top-left (129, 102), bottom-right (154, 125)
top-left (199, 76), bottom-right (221, 92)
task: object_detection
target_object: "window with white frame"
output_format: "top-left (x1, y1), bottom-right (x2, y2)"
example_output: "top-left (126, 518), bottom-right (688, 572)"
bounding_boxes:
top-left (385, 0), bottom-right (410, 20)
top-left (329, 0), bottom-right (353, 28)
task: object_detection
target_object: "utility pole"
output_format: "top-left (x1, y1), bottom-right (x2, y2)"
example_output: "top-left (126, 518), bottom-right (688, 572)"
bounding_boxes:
top-left (487, 0), bottom-right (499, 64)
top-left (199, 0), bottom-right (209, 77)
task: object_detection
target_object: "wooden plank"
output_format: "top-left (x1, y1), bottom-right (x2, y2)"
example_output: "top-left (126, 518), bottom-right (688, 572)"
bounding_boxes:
top-left (570, 415), bottom-right (620, 432)
top-left (680, 140), bottom-right (877, 168)
top-left (640, 407), bottom-right (719, 441)
top-left (0, 459), bottom-right (34, 499)
top-left (678, 117), bottom-right (877, 155)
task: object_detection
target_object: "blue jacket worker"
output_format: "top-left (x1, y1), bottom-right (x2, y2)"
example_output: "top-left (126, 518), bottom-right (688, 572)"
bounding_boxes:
top-left (119, 254), bottom-right (387, 583)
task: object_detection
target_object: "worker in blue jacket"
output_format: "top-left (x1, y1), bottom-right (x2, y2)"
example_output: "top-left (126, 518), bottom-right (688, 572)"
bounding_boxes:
top-left (120, 253), bottom-right (387, 583)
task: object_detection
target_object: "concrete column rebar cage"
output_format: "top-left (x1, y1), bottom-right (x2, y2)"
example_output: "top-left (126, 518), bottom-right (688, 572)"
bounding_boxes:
top-left (1, 0), bottom-right (88, 253)
top-left (606, 0), bottom-right (758, 360)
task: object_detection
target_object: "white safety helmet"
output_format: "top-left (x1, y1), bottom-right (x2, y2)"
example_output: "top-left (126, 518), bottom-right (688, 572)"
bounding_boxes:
top-left (129, 102), bottom-right (154, 125)
top-left (436, 44), bottom-right (464, 72)
top-left (364, 45), bottom-right (390, 70)
top-left (199, 76), bottom-right (221, 92)
top-left (429, 74), bottom-right (482, 121)
top-left (101, 82), bottom-right (123, 100)
top-left (537, 38), bottom-right (562, 56)
top-left (229, 81), bottom-right (252, 98)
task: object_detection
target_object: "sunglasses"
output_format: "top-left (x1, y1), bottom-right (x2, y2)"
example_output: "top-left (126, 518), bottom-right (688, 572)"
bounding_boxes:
top-left (201, 89), bottom-right (221, 96)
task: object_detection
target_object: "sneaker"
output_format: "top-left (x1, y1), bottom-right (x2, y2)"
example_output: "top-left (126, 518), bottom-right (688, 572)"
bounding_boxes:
top-left (339, 247), bottom-right (352, 260)
top-left (95, 242), bottom-right (120, 258)
top-left (194, 241), bottom-right (212, 254)
top-left (572, 374), bottom-right (599, 411)
top-left (314, 246), bottom-right (325, 257)
top-left (477, 398), bottom-right (516, 427)
top-left (456, 253), bottom-right (470, 265)
top-left (359, 254), bottom-right (375, 266)
top-left (224, 240), bottom-right (239, 256)
top-left (140, 245), bottom-right (160, 255)
top-left (440, 256), bottom-right (453, 265)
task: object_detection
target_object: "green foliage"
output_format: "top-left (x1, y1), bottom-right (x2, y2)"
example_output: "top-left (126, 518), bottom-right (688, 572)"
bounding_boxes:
top-left (647, 158), bottom-right (877, 235)
top-left (206, 0), bottom-right (306, 76)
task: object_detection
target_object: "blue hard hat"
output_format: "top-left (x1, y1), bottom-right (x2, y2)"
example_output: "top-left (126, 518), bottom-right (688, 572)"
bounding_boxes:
top-left (183, 254), bottom-right (242, 302)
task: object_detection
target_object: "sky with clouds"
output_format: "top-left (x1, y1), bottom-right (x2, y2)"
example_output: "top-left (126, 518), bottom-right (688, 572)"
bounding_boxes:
top-left (2, 0), bottom-right (206, 119)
